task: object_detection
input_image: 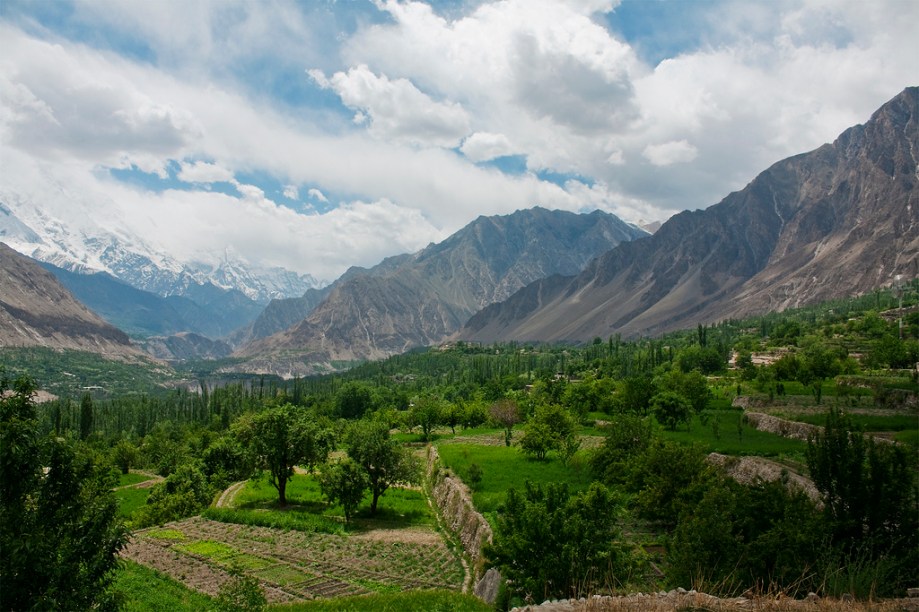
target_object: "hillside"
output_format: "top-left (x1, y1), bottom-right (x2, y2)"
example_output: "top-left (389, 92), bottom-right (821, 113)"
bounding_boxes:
top-left (0, 242), bottom-right (143, 358)
top-left (235, 208), bottom-right (647, 373)
top-left (462, 87), bottom-right (919, 342)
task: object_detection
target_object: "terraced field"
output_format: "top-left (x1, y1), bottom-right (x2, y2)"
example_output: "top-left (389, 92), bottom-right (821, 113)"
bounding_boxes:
top-left (122, 516), bottom-right (465, 604)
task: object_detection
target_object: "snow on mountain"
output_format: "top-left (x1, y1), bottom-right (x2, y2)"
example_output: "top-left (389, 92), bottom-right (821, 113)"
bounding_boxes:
top-left (0, 172), bottom-right (322, 303)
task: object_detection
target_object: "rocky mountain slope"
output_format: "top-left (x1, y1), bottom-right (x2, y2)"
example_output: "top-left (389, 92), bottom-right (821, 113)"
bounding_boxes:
top-left (235, 208), bottom-right (647, 373)
top-left (136, 332), bottom-right (233, 362)
top-left (0, 242), bottom-right (143, 358)
top-left (462, 86), bottom-right (919, 342)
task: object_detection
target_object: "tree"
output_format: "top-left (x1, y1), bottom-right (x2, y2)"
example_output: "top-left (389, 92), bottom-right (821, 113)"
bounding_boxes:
top-left (651, 391), bottom-right (691, 431)
top-left (345, 419), bottom-right (419, 514)
top-left (668, 476), bottom-right (825, 595)
top-left (134, 462), bottom-right (214, 527)
top-left (201, 435), bottom-right (254, 488)
top-left (111, 438), bottom-right (140, 475)
top-left (519, 404), bottom-right (576, 461)
top-left (486, 481), bottom-right (639, 600)
top-left (408, 394), bottom-right (443, 441)
top-left (660, 369), bottom-right (710, 414)
top-left (1, 371), bottom-right (127, 610)
top-left (797, 342), bottom-right (842, 404)
top-left (615, 375), bottom-right (657, 415)
top-left (215, 570), bottom-right (267, 612)
top-left (334, 382), bottom-right (374, 419)
top-left (79, 391), bottom-right (94, 440)
top-left (235, 405), bottom-right (334, 505)
top-left (518, 421), bottom-right (557, 460)
top-left (489, 399), bottom-right (520, 446)
top-left (806, 409), bottom-right (918, 593)
top-left (319, 458), bottom-right (368, 522)
top-left (443, 401), bottom-right (464, 435)
top-left (630, 439), bottom-right (710, 527)
top-left (590, 414), bottom-right (653, 486)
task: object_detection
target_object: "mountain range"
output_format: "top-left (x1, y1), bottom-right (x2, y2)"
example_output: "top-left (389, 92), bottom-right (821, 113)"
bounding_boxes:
top-left (3, 87), bottom-right (915, 371)
top-left (233, 208), bottom-right (647, 374)
top-left (461, 86), bottom-right (918, 343)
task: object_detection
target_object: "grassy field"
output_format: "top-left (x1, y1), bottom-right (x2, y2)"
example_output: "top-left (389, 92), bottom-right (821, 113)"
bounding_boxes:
top-left (113, 560), bottom-right (215, 611)
top-left (435, 443), bottom-right (594, 513)
top-left (113, 471), bottom-right (159, 521)
top-left (232, 473), bottom-right (434, 530)
top-left (781, 411), bottom-right (919, 432)
top-left (115, 486), bottom-right (152, 520)
top-left (657, 410), bottom-right (808, 459)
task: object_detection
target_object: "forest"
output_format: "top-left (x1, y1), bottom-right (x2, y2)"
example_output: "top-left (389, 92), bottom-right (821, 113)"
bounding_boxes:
top-left (1, 285), bottom-right (917, 611)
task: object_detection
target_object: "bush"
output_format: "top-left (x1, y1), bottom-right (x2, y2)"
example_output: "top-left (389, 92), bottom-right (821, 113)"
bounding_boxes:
top-left (134, 463), bottom-right (214, 527)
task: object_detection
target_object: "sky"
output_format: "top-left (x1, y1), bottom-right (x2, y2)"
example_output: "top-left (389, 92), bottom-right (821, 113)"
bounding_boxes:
top-left (0, 0), bottom-right (916, 283)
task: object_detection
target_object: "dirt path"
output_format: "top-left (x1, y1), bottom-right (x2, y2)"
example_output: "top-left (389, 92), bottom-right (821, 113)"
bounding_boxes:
top-left (113, 470), bottom-right (164, 490)
top-left (214, 480), bottom-right (246, 508)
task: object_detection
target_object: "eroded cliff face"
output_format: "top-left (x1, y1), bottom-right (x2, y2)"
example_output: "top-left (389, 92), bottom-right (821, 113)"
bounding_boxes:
top-left (0, 242), bottom-right (142, 358)
top-left (462, 87), bottom-right (919, 343)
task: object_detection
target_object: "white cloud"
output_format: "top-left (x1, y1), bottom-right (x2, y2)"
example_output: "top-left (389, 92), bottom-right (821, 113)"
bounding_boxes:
top-left (235, 183), bottom-right (265, 201)
top-left (307, 188), bottom-right (328, 203)
top-left (642, 140), bottom-right (698, 166)
top-left (309, 65), bottom-right (470, 147)
top-left (177, 160), bottom-right (235, 184)
top-left (460, 132), bottom-right (517, 163)
top-left (1, 0), bottom-right (917, 280)
top-left (283, 184), bottom-right (299, 200)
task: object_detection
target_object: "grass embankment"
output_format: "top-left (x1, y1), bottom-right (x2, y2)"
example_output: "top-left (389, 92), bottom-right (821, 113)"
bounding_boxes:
top-left (113, 560), bottom-right (215, 611)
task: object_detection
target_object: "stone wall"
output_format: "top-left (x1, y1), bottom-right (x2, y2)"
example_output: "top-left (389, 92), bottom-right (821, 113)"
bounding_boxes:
top-left (426, 446), bottom-right (493, 583)
top-left (743, 412), bottom-right (819, 441)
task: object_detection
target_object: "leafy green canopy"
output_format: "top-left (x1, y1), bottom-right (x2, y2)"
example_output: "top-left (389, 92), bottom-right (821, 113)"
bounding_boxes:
top-left (0, 371), bottom-right (127, 610)
top-left (345, 419), bottom-right (419, 514)
top-left (486, 481), bottom-right (641, 601)
top-left (235, 404), bottom-right (334, 505)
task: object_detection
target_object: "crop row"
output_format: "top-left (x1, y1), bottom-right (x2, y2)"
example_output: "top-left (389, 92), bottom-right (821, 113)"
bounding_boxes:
top-left (127, 516), bottom-right (464, 602)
